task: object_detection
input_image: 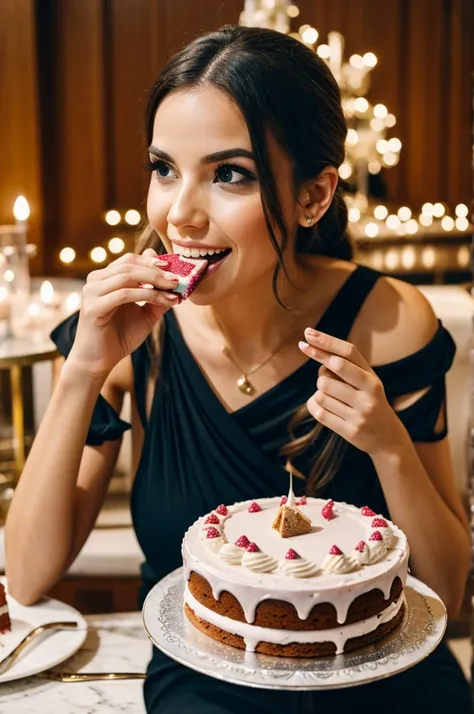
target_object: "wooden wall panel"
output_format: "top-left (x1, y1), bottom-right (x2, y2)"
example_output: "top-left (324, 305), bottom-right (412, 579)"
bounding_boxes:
top-left (51, 0), bottom-right (108, 269)
top-left (0, 0), bottom-right (43, 271)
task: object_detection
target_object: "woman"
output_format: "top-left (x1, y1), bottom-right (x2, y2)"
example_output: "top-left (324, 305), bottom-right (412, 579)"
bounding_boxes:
top-left (5, 25), bottom-right (471, 714)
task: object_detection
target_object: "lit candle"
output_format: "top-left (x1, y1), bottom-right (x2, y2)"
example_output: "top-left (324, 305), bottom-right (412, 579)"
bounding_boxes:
top-left (64, 291), bottom-right (81, 314)
top-left (13, 195), bottom-right (30, 245)
top-left (328, 31), bottom-right (344, 78)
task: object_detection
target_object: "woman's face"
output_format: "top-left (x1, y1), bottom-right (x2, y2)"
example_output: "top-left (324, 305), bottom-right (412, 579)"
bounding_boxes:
top-left (146, 85), bottom-right (299, 304)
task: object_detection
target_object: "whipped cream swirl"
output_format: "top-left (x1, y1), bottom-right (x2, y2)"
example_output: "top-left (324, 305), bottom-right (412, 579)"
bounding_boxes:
top-left (321, 552), bottom-right (359, 574)
top-left (351, 541), bottom-right (372, 566)
top-left (280, 558), bottom-right (319, 578)
top-left (242, 550), bottom-right (278, 574)
top-left (218, 543), bottom-right (244, 566)
top-left (368, 537), bottom-right (387, 563)
top-left (204, 535), bottom-right (227, 553)
top-left (376, 526), bottom-right (396, 548)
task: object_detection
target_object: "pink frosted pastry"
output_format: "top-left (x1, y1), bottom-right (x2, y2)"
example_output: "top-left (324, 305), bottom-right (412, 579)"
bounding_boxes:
top-left (159, 254), bottom-right (208, 300)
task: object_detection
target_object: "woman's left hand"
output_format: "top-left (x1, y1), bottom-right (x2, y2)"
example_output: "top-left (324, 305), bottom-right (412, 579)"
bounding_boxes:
top-left (299, 327), bottom-right (408, 458)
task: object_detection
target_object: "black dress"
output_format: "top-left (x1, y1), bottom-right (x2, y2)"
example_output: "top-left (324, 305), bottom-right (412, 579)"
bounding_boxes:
top-left (51, 265), bottom-right (472, 714)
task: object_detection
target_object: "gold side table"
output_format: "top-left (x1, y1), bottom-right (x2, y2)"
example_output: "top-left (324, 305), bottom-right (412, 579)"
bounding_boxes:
top-left (0, 336), bottom-right (59, 477)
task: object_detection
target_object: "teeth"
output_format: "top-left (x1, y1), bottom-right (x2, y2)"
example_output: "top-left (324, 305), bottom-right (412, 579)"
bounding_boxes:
top-left (173, 244), bottom-right (226, 258)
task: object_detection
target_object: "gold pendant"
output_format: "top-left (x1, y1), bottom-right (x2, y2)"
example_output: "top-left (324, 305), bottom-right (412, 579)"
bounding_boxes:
top-left (237, 375), bottom-right (256, 396)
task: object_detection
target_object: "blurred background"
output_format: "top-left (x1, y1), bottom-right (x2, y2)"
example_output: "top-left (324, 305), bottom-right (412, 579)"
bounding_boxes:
top-left (0, 0), bottom-right (472, 668)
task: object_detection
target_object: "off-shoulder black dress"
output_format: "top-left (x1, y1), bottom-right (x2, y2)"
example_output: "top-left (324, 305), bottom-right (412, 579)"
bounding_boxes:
top-left (51, 265), bottom-right (471, 714)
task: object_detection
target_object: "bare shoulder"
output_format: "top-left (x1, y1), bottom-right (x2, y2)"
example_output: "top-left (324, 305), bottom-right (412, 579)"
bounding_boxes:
top-left (351, 274), bottom-right (439, 366)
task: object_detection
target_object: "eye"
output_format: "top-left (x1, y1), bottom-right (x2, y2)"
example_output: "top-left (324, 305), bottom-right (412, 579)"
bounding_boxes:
top-left (215, 163), bottom-right (255, 186)
top-left (144, 159), bottom-right (177, 179)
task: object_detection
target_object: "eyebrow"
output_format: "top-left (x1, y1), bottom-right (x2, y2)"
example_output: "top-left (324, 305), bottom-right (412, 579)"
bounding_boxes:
top-left (148, 146), bottom-right (255, 164)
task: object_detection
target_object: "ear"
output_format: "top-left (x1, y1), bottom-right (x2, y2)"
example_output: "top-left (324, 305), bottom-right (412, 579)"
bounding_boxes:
top-left (296, 167), bottom-right (339, 228)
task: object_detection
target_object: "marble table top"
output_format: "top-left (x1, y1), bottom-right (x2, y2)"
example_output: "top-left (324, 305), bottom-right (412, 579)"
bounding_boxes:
top-left (0, 612), bottom-right (150, 713)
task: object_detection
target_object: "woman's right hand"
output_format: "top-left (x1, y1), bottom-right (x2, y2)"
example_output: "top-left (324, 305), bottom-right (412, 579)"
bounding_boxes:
top-left (65, 249), bottom-right (179, 378)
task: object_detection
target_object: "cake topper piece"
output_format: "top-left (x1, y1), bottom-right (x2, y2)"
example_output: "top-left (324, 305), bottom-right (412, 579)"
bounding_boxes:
top-left (361, 505), bottom-right (376, 517)
top-left (272, 470), bottom-right (312, 538)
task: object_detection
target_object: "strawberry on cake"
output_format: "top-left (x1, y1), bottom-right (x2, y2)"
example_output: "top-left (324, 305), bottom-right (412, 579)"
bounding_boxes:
top-left (182, 485), bottom-right (409, 657)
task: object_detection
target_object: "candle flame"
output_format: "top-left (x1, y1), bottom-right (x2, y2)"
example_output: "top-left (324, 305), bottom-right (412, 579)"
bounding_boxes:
top-left (40, 280), bottom-right (54, 304)
top-left (13, 195), bottom-right (30, 221)
top-left (65, 292), bottom-right (81, 313)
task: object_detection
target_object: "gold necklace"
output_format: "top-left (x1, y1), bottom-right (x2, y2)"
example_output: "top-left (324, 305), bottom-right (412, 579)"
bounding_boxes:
top-left (219, 323), bottom-right (304, 396)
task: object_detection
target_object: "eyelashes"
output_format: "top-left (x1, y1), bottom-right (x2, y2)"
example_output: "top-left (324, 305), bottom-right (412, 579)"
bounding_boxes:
top-left (144, 159), bottom-right (256, 187)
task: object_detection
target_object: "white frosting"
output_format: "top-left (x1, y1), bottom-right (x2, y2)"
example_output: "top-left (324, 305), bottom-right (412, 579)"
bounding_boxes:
top-left (0, 604), bottom-right (9, 616)
top-left (376, 526), bottom-right (396, 549)
top-left (321, 552), bottom-right (359, 574)
top-left (219, 543), bottom-right (244, 566)
top-left (242, 549), bottom-right (278, 574)
top-left (368, 537), bottom-right (387, 563)
top-left (204, 535), bottom-right (227, 553)
top-left (351, 542), bottom-right (371, 566)
top-left (200, 524), bottom-right (223, 540)
top-left (182, 497), bottom-right (409, 625)
top-left (185, 584), bottom-right (405, 655)
top-left (280, 558), bottom-right (319, 578)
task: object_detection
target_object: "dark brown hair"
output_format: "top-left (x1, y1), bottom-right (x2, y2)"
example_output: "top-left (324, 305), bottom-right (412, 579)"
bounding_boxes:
top-left (137, 25), bottom-right (352, 493)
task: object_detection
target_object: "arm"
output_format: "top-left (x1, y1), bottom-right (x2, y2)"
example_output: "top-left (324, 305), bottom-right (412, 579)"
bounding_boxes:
top-left (300, 279), bottom-right (470, 617)
top-left (5, 250), bottom-right (178, 605)
top-left (5, 357), bottom-right (129, 605)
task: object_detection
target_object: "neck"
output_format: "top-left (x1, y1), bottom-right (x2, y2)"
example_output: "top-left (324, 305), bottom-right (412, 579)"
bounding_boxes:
top-left (204, 257), bottom-right (317, 364)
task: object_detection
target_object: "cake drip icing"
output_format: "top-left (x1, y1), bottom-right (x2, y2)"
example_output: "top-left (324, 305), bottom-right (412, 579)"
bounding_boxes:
top-left (184, 585), bottom-right (405, 654)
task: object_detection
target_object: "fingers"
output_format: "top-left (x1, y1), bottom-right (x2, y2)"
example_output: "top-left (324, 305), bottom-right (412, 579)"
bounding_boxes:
top-left (308, 391), bottom-right (352, 420)
top-left (299, 340), bottom-right (375, 390)
top-left (90, 267), bottom-right (178, 298)
top-left (316, 372), bottom-right (356, 407)
top-left (84, 287), bottom-right (179, 318)
top-left (86, 252), bottom-right (167, 283)
top-left (303, 328), bottom-right (372, 372)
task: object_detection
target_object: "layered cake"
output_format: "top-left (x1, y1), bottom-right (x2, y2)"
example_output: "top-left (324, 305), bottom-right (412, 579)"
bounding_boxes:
top-left (0, 583), bottom-right (11, 633)
top-left (182, 487), bottom-right (409, 657)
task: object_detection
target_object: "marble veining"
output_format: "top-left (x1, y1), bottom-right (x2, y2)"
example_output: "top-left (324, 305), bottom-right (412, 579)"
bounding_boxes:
top-left (0, 612), bottom-right (150, 714)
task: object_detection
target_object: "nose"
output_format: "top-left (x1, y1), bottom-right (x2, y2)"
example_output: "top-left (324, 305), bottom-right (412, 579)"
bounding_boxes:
top-left (167, 181), bottom-right (209, 235)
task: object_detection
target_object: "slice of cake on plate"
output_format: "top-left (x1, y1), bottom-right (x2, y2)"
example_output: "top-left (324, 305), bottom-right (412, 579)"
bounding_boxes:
top-left (0, 583), bottom-right (11, 633)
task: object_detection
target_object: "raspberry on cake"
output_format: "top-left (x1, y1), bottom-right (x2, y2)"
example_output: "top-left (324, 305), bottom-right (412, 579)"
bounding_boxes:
top-left (182, 496), bottom-right (409, 657)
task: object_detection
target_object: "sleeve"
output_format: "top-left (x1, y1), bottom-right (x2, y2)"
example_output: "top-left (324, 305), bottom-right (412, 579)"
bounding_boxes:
top-left (373, 321), bottom-right (456, 442)
top-left (49, 312), bottom-right (132, 446)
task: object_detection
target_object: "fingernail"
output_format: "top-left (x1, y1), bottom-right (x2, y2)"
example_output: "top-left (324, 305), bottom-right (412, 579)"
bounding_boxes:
top-left (164, 272), bottom-right (179, 281)
top-left (299, 341), bottom-right (310, 349)
top-left (153, 259), bottom-right (168, 266)
top-left (166, 293), bottom-right (179, 301)
top-left (305, 328), bottom-right (319, 336)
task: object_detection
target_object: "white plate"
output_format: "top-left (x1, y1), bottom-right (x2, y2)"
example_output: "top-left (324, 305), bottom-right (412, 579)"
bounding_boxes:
top-left (0, 578), bottom-right (88, 683)
top-left (142, 569), bottom-right (447, 690)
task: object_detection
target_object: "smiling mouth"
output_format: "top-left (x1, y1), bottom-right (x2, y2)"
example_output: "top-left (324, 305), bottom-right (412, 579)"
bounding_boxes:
top-left (173, 245), bottom-right (232, 265)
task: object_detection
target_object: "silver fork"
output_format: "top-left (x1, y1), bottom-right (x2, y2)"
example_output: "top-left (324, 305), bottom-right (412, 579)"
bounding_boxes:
top-left (0, 621), bottom-right (79, 675)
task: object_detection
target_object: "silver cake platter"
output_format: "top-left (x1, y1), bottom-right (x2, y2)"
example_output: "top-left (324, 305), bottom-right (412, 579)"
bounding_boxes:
top-left (142, 568), bottom-right (446, 690)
